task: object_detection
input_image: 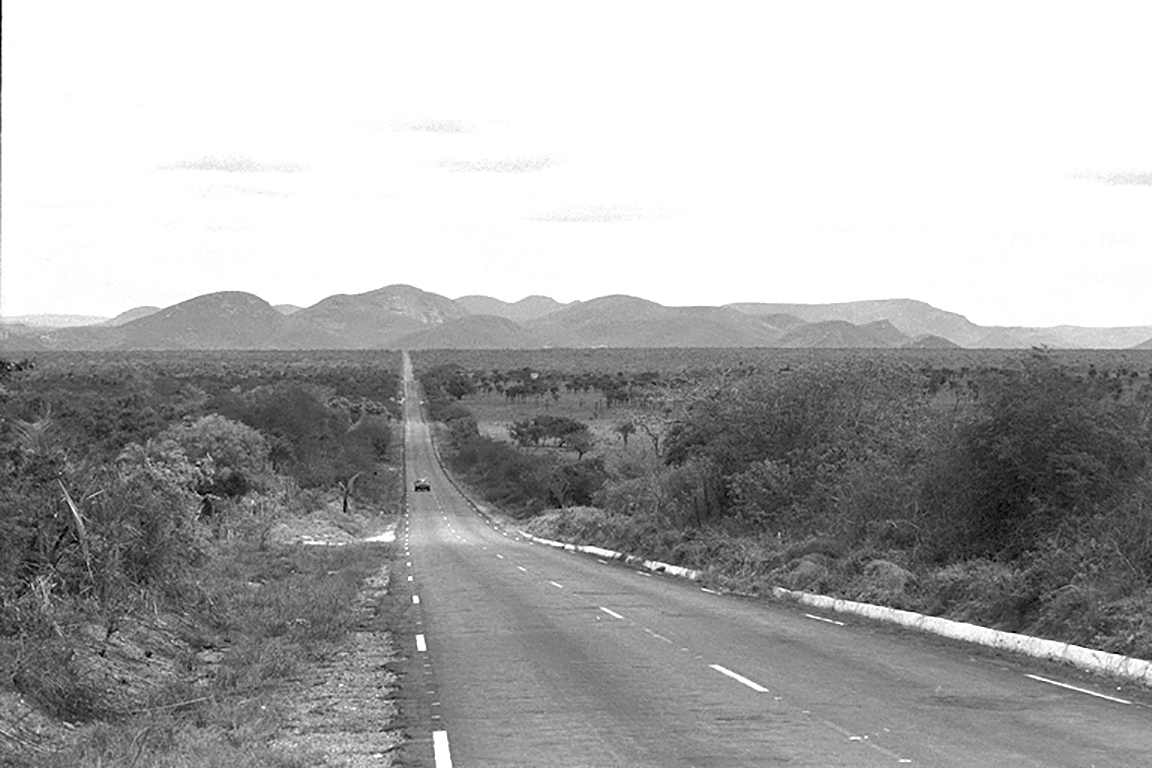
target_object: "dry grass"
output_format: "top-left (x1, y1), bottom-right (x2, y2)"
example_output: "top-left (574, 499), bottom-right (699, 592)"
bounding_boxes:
top-left (3, 528), bottom-right (396, 768)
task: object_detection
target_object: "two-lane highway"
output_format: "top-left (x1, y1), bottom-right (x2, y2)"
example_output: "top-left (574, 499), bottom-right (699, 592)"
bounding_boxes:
top-left (396, 354), bottom-right (1152, 766)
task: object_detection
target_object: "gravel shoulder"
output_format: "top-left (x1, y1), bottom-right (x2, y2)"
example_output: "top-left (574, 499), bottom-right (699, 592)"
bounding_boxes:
top-left (269, 560), bottom-right (404, 767)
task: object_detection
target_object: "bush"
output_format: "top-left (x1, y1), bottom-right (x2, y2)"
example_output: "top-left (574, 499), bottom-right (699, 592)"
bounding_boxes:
top-left (924, 351), bottom-right (1150, 559)
top-left (158, 414), bottom-right (272, 498)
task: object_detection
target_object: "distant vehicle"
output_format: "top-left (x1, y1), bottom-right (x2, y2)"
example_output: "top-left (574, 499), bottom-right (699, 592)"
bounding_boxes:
top-left (413, 478), bottom-right (431, 492)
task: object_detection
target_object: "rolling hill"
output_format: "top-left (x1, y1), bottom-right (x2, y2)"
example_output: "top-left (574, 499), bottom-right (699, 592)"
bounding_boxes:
top-left (524, 296), bottom-right (787, 347)
top-left (103, 306), bottom-right (161, 326)
top-left (281, 284), bottom-right (467, 348)
top-left (775, 320), bottom-right (910, 348)
top-left (394, 315), bottom-right (545, 349)
top-left (111, 292), bottom-right (288, 350)
top-left (455, 294), bottom-right (572, 322)
top-left (728, 299), bottom-right (986, 347)
top-left (4, 286), bottom-right (1150, 351)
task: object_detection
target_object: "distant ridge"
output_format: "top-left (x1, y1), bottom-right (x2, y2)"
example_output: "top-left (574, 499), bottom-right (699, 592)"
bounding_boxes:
top-left (116, 292), bottom-right (287, 350)
top-left (904, 334), bottom-right (962, 349)
top-left (776, 320), bottom-right (909, 348)
top-left (283, 284), bottom-right (466, 348)
top-left (728, 299), bottom-right (985, 347)
top-left (103, 306), bottom-right (160, 326)
top-left (4, 314), bottom-right (110, 328)
top-left (395, 315), bottom-right (544, 349)
top-left (524, 296), bottom-right (785, 348)
top-left (455, 294), bottom-right (572, 322)
top-left (3, 287), bottom-right (1149, 351)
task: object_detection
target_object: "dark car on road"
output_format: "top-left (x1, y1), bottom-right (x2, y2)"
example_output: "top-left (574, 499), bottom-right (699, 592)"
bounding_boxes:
top-left (413, 478), bottom-right (431, 492)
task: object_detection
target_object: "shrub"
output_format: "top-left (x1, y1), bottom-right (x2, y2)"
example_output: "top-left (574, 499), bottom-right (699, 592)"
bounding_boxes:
top-left (159, 414), bottom-right (272, 498)
top-left (924, 351), bottom-right (1150, 559)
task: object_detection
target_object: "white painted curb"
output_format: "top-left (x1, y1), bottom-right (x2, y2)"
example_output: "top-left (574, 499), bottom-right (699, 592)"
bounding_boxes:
top-left (518, 530), bottom-right (702, 581)
top-left (519, 531), bottom-right (1152, 688)
top-left (771, 587), bottom-right (1152, 687)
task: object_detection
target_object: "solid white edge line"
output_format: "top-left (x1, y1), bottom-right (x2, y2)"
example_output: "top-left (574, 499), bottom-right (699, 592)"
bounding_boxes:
top-left (599, 607), bottom-right (625, 620)
top-left (416, 634), bottom-right (427, 653)
top-left (805, 613), bottom-right (846, 626)
top-left (710, 663), bottom-right (770, 692)
top-left (1025, 674), bottom-right (1131, 704)
top-left (433, 729), bottom-right (453, 768)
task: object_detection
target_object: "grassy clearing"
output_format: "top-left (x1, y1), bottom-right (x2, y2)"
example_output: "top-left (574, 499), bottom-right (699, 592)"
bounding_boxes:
top-left (461, 389), bottom-right (624, 447)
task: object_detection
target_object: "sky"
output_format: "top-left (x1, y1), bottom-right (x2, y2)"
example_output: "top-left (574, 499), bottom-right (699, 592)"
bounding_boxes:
top-left (2, 1), bottom-right (1150, 328)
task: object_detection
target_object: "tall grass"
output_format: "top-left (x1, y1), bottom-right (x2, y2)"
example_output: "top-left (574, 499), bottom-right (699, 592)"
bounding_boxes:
top-left (21, 538), bottom-right (391, 768)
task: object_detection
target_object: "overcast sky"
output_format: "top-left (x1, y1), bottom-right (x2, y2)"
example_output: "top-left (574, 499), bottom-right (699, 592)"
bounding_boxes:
top-left (2, 1), bottom-right (1150, 327)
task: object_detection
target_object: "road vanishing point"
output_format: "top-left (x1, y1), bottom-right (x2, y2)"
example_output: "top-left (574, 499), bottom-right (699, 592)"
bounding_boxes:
top-left (393, 352), bottom-right (1152, 767)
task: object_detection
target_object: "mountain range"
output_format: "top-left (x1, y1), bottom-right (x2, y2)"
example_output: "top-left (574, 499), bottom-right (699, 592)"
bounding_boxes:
top-left (2, 285), bottom-right (1150, 351)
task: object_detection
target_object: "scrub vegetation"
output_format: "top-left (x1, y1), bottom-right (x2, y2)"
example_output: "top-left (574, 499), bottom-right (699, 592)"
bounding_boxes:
top-left (0, 352), bottom-right (402, 766)
top-left (415, 348), bottom-right (1152, 661)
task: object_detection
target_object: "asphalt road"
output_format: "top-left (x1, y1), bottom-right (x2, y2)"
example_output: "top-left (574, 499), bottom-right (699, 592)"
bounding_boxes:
top-left (394, 354), bottom-right (1152, 767)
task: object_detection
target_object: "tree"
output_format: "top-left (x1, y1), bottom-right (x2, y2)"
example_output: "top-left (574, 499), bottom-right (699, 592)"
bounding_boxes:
top-left (614, 420), bottom-right (636, 448)
top-left (928, 350), bottom-right (1149, 558)
top-left (510, 419), bottom-right (545, 447)
top-left (562, 430), bottom-right (595, 459)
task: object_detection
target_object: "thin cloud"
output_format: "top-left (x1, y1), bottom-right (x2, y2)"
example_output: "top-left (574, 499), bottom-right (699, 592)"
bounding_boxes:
top-left (399, 118), bottom-right (469, 134)
top-left (525, 203), bottom-right (644, 223)
top-left (439, 153), bottom-right (557, 173)
top-left (1104, 172), bottom-right (1152, 186)
top-left (221, 184), bottom-right (294, 198)
top-left (1072, 170), bottom-right (1152, 186)
top-left (160, 154), bottom-right (304, 173)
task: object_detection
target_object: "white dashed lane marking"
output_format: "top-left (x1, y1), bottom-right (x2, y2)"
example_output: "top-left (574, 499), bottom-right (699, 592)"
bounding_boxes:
top-left (433, 729), bottom-right (453, 768)
top-left (805, 613), bottom-right (846, 627)
top-left (599, 607), bottom-right (625, 620)
top-left (416, 634), bottom-right (427, 652)
top-left (709, 664), bottom-right (769, 693)
top-left (1025, 674), bottom-right (1132, 704)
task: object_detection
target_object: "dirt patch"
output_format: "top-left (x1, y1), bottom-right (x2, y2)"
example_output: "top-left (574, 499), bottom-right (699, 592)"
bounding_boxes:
top-left (267, 506), bottom-right (395, 547)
